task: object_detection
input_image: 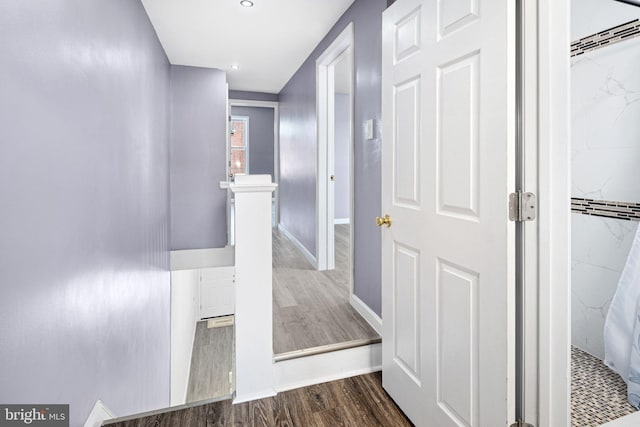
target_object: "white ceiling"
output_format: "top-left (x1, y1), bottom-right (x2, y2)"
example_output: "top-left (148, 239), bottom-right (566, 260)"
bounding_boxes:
top-left (141, 0), bottom-right (356, 94)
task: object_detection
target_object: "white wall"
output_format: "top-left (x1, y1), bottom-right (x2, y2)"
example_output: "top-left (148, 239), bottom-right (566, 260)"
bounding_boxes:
top-left (571, 0), bottom-right (640, 359)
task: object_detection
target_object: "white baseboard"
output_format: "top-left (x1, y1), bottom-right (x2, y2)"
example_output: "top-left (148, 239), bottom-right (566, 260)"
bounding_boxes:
top-left (233, 389), bottom-right (277, 404)
top-left (350, 294), bottom-right (382, 335)
top-left (274, 343), bottom-right (381, 392)
top-left (334, 218), bottom-right (350, 225)
top-left (84, 400), bottom-right (115, 427)
top-left (277, 224), bottom-right (317, 268)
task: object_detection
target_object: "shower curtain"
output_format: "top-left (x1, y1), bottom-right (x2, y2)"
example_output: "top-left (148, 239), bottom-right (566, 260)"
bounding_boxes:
top-left (604, 223), bottom-right (640, 408)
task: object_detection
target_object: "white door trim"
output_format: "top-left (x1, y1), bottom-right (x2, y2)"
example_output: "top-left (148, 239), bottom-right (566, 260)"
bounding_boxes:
top-left (316, 22), bottom-right (354, 272)
top-left (229, 99), bottom-right (280, 224)
top-left (528, 0), bottom-right (571, 425)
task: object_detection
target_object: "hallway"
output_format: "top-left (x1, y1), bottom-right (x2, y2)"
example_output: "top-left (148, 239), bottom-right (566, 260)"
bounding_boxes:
top-left (272, 225), bottom-right (380, 357)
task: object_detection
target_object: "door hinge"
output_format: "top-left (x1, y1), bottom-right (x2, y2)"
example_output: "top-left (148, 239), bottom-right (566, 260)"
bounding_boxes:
top-left (509, 192), bottom-right (536, 222)
top-left (510, 422), bottom-right (534, 427)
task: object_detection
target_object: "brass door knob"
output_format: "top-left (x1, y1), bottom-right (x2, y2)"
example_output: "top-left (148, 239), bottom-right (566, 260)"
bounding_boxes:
top-left (376, 214), bottom-right (392, 228)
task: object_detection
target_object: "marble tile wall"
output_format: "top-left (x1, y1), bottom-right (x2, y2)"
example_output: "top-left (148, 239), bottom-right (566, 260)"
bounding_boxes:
top-left (571, 214), bottom-right (637, 359)
top-left (572, 39), bottom-right (640, 204)
top-left (571, 19), bottom-right (640, 359)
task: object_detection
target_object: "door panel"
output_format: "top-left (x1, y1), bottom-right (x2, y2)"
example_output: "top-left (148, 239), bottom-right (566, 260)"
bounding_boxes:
top-left (393, 242), bottom-right (421, 384)
top-left (436, 258), bottom-right (478, 426)
top-left (437, 52), bottom-right (479, 219)
top-left (382, 0), bottom-right (515, 426)
top-left (394, 78), bottom-right (421, 207)
top-left (199, 266), bottom-right (235, 319)
top-left (394, 8), bottom-right (421, 62)
top-left (439, 0), bottom-right (479, 37)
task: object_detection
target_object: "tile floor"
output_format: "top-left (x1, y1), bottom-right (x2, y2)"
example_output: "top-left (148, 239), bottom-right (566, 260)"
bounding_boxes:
top-left (572, 346), bottom-right (637, 427)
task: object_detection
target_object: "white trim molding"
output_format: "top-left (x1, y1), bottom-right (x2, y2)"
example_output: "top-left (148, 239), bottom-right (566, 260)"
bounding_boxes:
top-left (84, 400), bottom-right (115, 427)
top-left (277, 223), bottom-right (317, 268)
top-left (350, 294), bottom-right (382, 335)
top-left (531, 0), bottom-right (571, 425)
top-left (274, 343), bottom-right (381, 393)
top-left (334, 218), bottom-right (350, 225)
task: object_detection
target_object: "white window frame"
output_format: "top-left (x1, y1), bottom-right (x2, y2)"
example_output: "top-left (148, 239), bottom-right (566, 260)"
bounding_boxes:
top-left (230, 115), bottom-right (250, 175)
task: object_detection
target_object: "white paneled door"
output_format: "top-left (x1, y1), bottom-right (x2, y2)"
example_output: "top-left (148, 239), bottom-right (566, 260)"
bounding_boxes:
top-left (381, 0), bottom-right (515, 426)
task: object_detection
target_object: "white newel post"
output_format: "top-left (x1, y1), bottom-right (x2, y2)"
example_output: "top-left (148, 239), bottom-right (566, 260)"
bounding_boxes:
top-left (230, 175), bottom-right (277, 403)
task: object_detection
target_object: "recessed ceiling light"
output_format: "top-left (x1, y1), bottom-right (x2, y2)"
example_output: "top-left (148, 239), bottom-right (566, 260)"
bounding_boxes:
top-left (240, 0), bottom-right (254, 7)
top-left (230, 64), bottom-right (240, 70)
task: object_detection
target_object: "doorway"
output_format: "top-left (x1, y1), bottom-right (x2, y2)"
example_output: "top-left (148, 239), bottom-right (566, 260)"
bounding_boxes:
top-left (569, 1), bottom-right (640, 425)
top-left (316, 23), bottom-right (354, 274)
top-left (271, 22), bottom-right (379, 359)
top-left (227, 99), bottom-right (279, 244)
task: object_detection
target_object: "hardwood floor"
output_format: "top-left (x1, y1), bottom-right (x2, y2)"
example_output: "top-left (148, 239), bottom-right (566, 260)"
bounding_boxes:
top-left (106, 372), bottom-right (412, 427)
top-left (272, 225), bottom-right (380, 355)
top-left (186, 322), bottom-right (234, 403)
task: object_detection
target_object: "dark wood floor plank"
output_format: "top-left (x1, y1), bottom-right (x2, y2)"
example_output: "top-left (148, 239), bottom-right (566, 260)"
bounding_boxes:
top-left (206, 399), bottom-right (233, 427)
top-left (278, 387), bottom-right (316, 426)
top-left (321, 373), bottom-right (410, 427)
top-left (313, 407), bottom-right (353, 427)
top-left (270, 394), bottom-right (296, 427)
top-left (106, 373), bottom-right (411, 427)
top-left (229, 401), bottom-right (250, 427)
top-left (251, 397), bottom-right (279, 427)
top-left (304, 379), bottom-right (348, 414)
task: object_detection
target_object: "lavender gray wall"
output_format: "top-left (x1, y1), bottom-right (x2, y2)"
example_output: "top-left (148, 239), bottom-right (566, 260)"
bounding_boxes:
top-left (0, 1), bottom-right (171, 425)
top-left (278, 0), bottom-right (386, 315)
top-left (231, 106), bottom-right (275, 178)
top-left (229, 90), bottom-right (279, 102)
top-left (334, 93), bottom-right (351, 220)
top-left (170, 66), bottom-right (227, 250)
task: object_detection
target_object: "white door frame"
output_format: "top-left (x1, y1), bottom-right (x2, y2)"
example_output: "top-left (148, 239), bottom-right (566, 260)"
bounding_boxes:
top-left (229, 99), bottom-right (280, 224)
top-left (526, 0), bottom-right (571, 425)
top-left (316, 22), bottom-right (354, 272)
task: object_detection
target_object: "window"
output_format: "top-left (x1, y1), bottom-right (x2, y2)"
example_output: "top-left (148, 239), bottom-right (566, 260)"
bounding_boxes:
top-left (230, 116), bottom-right (249, 176)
